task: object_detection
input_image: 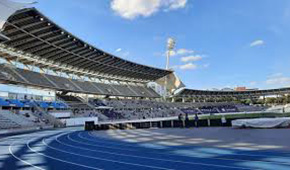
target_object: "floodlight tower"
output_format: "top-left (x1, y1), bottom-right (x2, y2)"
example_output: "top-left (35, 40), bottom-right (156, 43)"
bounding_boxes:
top-left (164, 37), bottom-right (175, 99)
top-left (166, 37), bottom-right (175, 70)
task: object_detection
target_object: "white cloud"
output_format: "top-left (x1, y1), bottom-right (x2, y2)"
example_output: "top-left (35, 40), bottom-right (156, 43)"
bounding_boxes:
top-left (181, 55), bottom-right (202, 62)
top-left (168, 48), bottom-right (194, 57)
top-left (111, 0), bottom-right (188, 20)
top-left (250, 40), bottom-right (264, 47)
top-left (266, 73), bottom-right (290, 86)
top-left (179, 63), bottom-right (197, 70)
top-left (115, 48), bottom-right (122, 52)
top-left (163, 0), bottom-right (187, 11)
top-left (167, 0), bottom-right (187, 10)
top-left (176, 48), bottom-right (194, 55)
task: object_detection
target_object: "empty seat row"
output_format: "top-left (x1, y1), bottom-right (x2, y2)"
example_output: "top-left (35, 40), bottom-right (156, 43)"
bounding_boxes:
top-left (0, 64), bottom-right (160, 98)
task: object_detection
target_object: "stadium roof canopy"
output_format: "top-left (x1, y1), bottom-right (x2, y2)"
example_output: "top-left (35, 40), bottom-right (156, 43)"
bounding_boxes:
top-left (175, 88), bottom-right (290, 98)
top-left (0, 8), bottom-right (172, 82)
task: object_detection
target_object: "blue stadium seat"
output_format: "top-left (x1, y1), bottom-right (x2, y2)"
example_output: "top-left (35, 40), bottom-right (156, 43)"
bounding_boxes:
top-left (36, 101), bottom-right (49, 108)
top-left (21, 100), bottom-right (34, 108)
top-left (9, 99), bottom-right (24, 107)
top-left (0, 98), bottom-right (10, 107)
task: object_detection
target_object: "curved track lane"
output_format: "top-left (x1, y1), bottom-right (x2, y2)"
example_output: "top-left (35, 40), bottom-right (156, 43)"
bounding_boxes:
top-left (1, 128), bottom-right (290, 170)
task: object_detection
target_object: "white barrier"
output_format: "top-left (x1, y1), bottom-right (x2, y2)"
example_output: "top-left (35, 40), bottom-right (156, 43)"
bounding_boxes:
top-left (49, 112), bottom-right (71, 118)
top-left (61, 117), bottom-right (98, 127)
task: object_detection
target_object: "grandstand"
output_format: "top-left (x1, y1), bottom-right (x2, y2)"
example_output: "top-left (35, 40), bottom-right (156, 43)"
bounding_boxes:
top-left (0, 7), bottom-right (175, 129)
top-left (1, 1), bottom-right (290, 170)
top-left (175, 88), bottom-right (290, 101)
top-left (0, 4), bottom-right (289, 131)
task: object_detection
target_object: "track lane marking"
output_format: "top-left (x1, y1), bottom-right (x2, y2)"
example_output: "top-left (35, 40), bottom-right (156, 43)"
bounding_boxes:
top-left (77, 131), bottom-right (290, 167)
top-left (57, 133), bottom-right (254, 170)
top-left (88, 131), bottom-right (290, 158)
top-left (7, 131), bottom-right (71, 170)
top-left (26, 133), bottom-right (104, 170)
top-left (43, 133), bottom-right (174, 170)
top-left (9, 139), bottom-right (45, 170)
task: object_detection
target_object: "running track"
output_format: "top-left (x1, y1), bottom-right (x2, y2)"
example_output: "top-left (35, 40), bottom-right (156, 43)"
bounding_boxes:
top-left (1, 128), bottom-right (290, 170)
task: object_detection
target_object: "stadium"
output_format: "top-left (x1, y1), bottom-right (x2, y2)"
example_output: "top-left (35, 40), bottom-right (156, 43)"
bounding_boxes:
top-left (1, 1), bottom-right (290, 170)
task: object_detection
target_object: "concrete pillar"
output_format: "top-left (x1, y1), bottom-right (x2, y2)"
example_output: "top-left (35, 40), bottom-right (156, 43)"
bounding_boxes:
top-left (171, 120), bottom-right (174, 128)
top-left (160, 121), bottom-right (163, 128)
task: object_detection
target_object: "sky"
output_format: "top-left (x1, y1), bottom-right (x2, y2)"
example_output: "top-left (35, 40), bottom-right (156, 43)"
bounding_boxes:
top-left (25, 0), bottom-right (290, 90)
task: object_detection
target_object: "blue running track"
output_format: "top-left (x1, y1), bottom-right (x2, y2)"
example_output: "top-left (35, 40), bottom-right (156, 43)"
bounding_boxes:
top-left (1, 128), bottom-right (290, 170)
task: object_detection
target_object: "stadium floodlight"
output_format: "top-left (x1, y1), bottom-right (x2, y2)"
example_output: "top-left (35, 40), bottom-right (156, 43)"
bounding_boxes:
top-left (164, 37), bottom-right (175, 98)
top-left (166, 37), bottom-right (175, 70)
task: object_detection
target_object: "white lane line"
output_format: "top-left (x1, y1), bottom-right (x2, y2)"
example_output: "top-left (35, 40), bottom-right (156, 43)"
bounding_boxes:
top-left (9, 140), bottom-right (45, 170)
top-left (0, 129), bottom-right (74, 144)
top-left (77, 132), bottom-right (290, 167)
top-left (4, 129), bottom-right (78, 170)
top-left (75, 133), bottom-right (143, 152)
top-left (43, 134), bottom-right (174, 170)
top-left (88, 131), bottom-right (290, 159)
top-left (7, 131), bottom-right (69, 170)
top-left (26, 133), bottom-right (104, 170)
top-left (58, 133), bottom-right (254, 170)
top-left (85, 132), bottom-right (163, 149)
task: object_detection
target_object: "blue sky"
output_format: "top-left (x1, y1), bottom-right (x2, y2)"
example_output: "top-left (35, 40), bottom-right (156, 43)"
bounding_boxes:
top-left (31, 0), bottom-right (290, 90)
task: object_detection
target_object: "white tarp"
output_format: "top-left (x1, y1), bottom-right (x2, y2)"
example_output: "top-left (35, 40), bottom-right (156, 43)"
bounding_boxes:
top-left (0, 0), bottom-right (33, 30)
top-left (232, 117), bottom-right (290, 128)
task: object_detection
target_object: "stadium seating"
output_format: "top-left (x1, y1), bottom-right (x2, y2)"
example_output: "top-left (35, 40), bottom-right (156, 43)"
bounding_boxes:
top-left (13, 68), bottom-right (54, 88)
top-left (56, 94), bottom-right (108, 120)
top-left (0, 65), bottom-right (27, 83)
top-left (87, 98), bottom-right (269, 121)
top-left (0, 98), bottom-right (10, 107)
top-left (8, 99), bottom-right (25, 108)
top-left (72, 80), bottom-right (101, 94)
top-left (235, 104), bottom-right (267, 112)
top-left (45, 74), bottom-right (81, 91)
top-left (0, 64), bottom-right (159, 98)
top-left (57, 95), bottom-right (89, 108)
top-left (0, 113), bottom-right (21, 129)
top-left (0, 110), bottom-right (36, 129)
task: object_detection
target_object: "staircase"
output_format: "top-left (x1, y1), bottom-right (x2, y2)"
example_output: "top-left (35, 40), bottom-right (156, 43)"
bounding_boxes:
top-left (31, 101), bottom-right (65, 128)
top-left (76, 97), bottom-right (109, 121)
